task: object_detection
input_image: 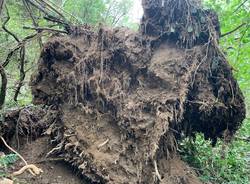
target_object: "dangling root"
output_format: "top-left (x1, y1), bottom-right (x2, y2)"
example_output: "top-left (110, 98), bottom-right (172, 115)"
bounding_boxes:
top-left (0, 136), bottom-right (43, 176)
top-left (153, 160), bottom-right (162, 181)
top-left (97, 138), bottom-right (109, 149)
top-left (46, 142), bottom-right (64, 157)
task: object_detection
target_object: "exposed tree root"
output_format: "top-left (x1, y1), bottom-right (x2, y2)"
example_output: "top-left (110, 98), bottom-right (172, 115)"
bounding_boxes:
top-left (0, 136), bottom-right (43, 177)
top-left (11, 164), bottom-right (43, 177)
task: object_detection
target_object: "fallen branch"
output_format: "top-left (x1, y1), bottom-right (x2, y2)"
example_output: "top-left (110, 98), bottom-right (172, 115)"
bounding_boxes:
top-left (44, 15), bottom-right (69, 27)
top-left (23, 26), bottom-right (68, 34)
top-left (221, 23), bottom-right (246, 37)
top-left (25, 0), bottom-right (70, 26)
top-left (22, 0), bottom-right (43, 48)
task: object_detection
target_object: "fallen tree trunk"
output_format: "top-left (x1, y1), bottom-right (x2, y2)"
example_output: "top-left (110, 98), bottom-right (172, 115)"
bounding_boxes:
top-left (0, 0), bottom-right (245, 183)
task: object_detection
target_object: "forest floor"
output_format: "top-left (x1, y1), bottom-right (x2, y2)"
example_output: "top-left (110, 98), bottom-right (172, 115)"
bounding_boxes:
top-left (13, 137), bottom-right (202, 184)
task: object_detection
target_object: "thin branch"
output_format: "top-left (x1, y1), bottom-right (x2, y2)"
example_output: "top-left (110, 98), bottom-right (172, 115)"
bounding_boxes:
top-left (26, 0), bottom-right (69, 26)
top-left (14, 46), bottom-right (26, 101)
top-left (2, 46), bottom-right (20, 68)
top-left (26, 0), bottom-right (51, 15)
top-left (2, 6), bottom-right (20, 42)
top-left (23, 26), bottom-right (68, 34)
top-left (0, 0), bottom-right (4, 15)
top-left (221, 23), bottom-right (246, 37)
top-left (235, 136), bottom-right (250, 142)
top-left (233, 0), bottom-right (249, 13)
top-left (112, 12), bottom-right (126, 26)
top-left (44, 15), bottom-right (69, 27)
top-left (0, 65), bottom-right (7, 109)
top-left (38, 0), bottom-right (66, 20)
top-left (22, 0), bottom-right (43, 48)
top-left (235, 24), bottom-right (249, 63)
top-left (2, 33), bottom-right (40, 67)
top-left (46, 0), bottom-right (81, 23)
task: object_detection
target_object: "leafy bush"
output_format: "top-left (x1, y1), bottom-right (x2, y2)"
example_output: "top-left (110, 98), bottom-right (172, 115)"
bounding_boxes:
top-left (179, 119), bottom-right (250, 184)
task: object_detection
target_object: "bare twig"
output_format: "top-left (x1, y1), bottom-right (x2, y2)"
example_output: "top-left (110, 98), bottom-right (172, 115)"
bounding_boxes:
top-left (46, 0), bottom-right (81, 23)
top-left (2, 6), bottom-right (20, 42)
top-left (23, 26), bottom-right (68, 34)
top-left (13, 46), bottom-right (26, 101)
top-left (221, 23), bottom-right (247, 37)
top-left (235, 24), bottom-right (249, 62)
top-left (233, 0), bottom-right (249, 13)
top-left (38, 0), bottom-right (66, 20)
top-left (2, 33), bottom-right (38, 67)
top-left (0, 65), bottom-right (7, 109)
top-left (22, 0), bottom-right (43, 48)
top-left (0, 0), bottom-right (4, 15)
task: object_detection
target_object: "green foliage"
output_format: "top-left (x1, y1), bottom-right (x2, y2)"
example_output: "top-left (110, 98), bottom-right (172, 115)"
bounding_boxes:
top-left (0, 153), bottom-right (19, 177)
top-left (179, 1), bottom-right (250, 183)
top-left (180, 119), bottom-right (250, 184)
top-left (103, 0), bottom-right (133, 26)
top-left (0, 154), bottom-right (18, 168)
top-left (203, 0), bottom-right (250, 114)
top-left (62, 0), bottom-right (106, 24)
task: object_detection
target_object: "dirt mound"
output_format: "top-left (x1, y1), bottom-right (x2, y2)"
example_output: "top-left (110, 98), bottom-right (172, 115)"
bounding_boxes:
top-left (0, 0), bottom-right (246, 183)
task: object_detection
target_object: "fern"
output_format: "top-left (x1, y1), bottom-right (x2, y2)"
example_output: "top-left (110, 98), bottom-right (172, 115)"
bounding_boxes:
top-left (0, 154), bottom-right (19, 168)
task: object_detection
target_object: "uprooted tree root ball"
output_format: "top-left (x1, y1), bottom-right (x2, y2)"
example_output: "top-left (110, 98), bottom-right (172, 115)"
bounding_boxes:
top-left (0, 0), bottom-right (246, 183)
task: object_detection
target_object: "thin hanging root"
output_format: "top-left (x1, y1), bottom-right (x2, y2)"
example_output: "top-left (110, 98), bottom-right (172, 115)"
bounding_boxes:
top-left (0, 136), bottom-right (42, 176)
top-left (153, 160), bottom-right (162, 181)
top-left (11, 164), bottom-right (43, 177)
top-left (97, 138), bottom-right (109, 149)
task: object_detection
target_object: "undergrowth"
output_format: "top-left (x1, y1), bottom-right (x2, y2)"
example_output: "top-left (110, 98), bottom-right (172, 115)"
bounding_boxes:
top-left (179, 118), bottom-right (250, 184)
top-left (0, 153), bottom-right (19, 177)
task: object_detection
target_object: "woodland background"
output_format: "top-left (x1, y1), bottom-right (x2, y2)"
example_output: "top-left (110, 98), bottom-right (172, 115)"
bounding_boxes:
top-left (0, 0), bottom-right (249, 183)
